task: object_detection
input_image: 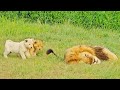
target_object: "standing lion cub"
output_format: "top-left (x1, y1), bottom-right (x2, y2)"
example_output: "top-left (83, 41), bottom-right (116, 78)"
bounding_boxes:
top-left (3, 38), bottom-right (34, 59)
top-left (29, 39), bottom-right (43, 56)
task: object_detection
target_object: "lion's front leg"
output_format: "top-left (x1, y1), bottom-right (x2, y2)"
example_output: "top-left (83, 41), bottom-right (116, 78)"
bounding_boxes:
top-left (25, 50), bottom-right (31, 58)
top-left (19, 51), bottom-right (26, 60)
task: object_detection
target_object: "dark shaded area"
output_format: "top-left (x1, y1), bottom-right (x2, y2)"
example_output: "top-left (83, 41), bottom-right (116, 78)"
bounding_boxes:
top-left (93, 47), bottom-right (109, 60)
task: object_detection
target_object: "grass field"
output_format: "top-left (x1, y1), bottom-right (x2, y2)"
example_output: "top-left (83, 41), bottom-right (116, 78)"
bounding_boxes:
top-left (0, 19), bottom-right (120, 79)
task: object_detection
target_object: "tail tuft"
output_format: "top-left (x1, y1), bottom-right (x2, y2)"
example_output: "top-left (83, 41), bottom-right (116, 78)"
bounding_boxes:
top-left (46, 49), bottom-right (63, 60)
top-left (46, 49), bottom-right (54, 55)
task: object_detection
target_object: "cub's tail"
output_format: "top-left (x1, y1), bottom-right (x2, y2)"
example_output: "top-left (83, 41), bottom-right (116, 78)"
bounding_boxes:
top-left (46, 49), bottom-right (63, 60)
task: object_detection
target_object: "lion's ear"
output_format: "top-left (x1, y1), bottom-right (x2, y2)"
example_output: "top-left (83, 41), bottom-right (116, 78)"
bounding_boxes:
top-left (25, 39), bottom-right (28, 42)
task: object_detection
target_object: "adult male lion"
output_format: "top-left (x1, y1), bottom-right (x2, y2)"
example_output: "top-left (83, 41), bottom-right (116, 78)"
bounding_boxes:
top-left (46, 45), bottom-right (118, 64)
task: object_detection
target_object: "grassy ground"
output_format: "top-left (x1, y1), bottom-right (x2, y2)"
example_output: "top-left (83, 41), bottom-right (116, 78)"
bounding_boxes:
top-left (0, 19), bottom-right (120, 79)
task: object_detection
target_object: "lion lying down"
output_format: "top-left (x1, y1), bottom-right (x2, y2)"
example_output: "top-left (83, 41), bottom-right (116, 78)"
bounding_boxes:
top-left (46, 45), bottom-right (118, 65)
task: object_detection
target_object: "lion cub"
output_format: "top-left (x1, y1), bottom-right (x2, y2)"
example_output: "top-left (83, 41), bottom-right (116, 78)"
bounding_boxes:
top-left (29, 39), bottom-right (43, 56)
top-left (3, 38), bottom-right (34, 59)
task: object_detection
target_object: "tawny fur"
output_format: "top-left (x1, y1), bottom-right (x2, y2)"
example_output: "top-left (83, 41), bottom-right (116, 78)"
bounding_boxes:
top-left (46, 45), bottom-right (118, 65)
top-left (101, 48), bottom-right (118, 60)
top-left (91, 46), bottom-right (118, 60)
top-left (81, 52), bottom-right (101, 64)
top-left (46, 48), bottom-right (101, 65)
top-left (29, 40), bottom-right (43, 56)
top-left (64, 49), bottom-right (101, 64)
top-left (64, 45), bottom-right (118, 64)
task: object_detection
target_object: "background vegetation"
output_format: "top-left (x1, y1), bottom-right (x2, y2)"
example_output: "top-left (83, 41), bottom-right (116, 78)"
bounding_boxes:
top-left (0, 11), bottom-right (120, 30)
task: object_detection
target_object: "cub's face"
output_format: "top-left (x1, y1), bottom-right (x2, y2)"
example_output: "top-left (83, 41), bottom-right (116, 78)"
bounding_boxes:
top-left (24, 38), bottom-right (34, 49)
top-left (33, 40), bottom-right (43, 52)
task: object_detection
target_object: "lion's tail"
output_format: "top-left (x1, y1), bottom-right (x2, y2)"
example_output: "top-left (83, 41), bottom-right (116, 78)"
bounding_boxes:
top-left (46, 49), bottom-right (63, 60)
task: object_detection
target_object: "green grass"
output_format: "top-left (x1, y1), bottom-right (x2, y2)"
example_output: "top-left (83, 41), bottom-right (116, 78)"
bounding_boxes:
top-left (0, 19), bottom-right (120, 79)
top-left (0, 11), bottom-right (120, 30)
